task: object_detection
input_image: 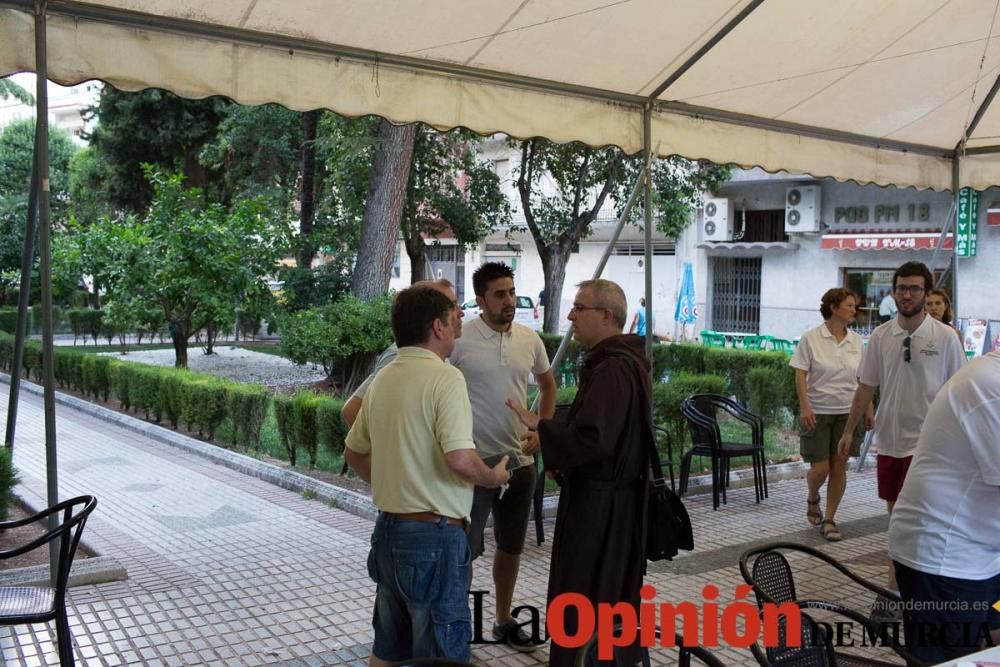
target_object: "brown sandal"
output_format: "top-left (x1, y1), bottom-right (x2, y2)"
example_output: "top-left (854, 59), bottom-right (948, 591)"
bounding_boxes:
top-left (821, 519), bottom-right (842, 541)
top-left (807, 495), bottom-right (823, 526)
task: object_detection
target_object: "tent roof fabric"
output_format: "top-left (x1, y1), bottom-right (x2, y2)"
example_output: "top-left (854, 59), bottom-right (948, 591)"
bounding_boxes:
top-left (3, 0), bottom-right (1000, 191)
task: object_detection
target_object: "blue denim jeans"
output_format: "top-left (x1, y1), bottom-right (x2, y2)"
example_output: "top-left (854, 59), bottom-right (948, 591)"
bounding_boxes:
top-left (367, 514), bottom-right (472, 662)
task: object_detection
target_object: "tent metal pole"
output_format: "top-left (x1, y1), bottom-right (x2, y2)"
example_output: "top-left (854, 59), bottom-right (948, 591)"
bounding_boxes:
top-left (3, 134), bottom-right (40, 451)
top-left (33, 0), bottom-right (60, 583)
top-left (649, 0), bottom-right (764, 99)
top-left (950, 157), bottom-right (960, 317)
top-left (643, 105), bottom-right (653, 363)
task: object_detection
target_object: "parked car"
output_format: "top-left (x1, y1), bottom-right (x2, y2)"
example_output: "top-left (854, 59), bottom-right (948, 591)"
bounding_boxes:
top-left (461, 295), bottom-right (540, 331)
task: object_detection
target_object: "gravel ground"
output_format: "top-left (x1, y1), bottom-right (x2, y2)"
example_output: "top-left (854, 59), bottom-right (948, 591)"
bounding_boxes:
top-left (100, 345), bottom-right (327, 388)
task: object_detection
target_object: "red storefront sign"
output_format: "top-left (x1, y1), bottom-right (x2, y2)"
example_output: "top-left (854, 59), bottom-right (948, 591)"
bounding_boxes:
top-left (821, 232), bottom-right (953, 251)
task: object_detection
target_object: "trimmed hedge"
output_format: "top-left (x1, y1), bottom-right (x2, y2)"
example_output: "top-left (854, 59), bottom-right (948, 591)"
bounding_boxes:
top-left (538, 335), bottom-right (798, 417)
top-left (0, 332), bottom-right (294, 453)
top-left (0, 446), bottom-right (19, 520)
top-left (652, 372), bottom-right (729, 458)
top-left (0, 308), bottom-right (30, 336)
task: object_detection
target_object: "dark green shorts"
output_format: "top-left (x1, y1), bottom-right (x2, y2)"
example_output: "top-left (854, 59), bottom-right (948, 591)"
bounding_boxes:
top-left (799, 413), bottom-right (863, 463)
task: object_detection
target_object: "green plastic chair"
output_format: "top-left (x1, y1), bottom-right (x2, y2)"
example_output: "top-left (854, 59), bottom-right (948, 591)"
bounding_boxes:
top-left (700, 330), bottom-right (727, 348)
top-left (965, 349), bottom-right (975, 360)
top-left (770, 338), bottom-right (794, 354)
top-left (740, 335), bottom-right (767, 351)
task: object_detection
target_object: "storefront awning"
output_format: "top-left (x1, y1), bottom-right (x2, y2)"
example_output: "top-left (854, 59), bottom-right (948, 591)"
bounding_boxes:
top-left (821, 232), bottom-right (953, 251)
top-left (696, 241), bottom-right (799, 255)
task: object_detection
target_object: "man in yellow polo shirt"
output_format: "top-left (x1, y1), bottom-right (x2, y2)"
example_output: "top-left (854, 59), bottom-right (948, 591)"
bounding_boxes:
top-left (345, 284), bottom-right (511, 665)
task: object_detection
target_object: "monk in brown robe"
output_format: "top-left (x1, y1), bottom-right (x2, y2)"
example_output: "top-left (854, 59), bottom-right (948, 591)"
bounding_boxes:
top-left (508, 279), bottom-right (652, 667)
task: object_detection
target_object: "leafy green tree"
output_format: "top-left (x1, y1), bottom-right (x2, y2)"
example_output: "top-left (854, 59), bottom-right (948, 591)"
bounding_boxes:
top-left (85, 88), bottom-right (231, 213)
top-left (199, 103), bottom-right (304, 209)
top-left (401, 128), bottom-right (510, 283)
top-left (0, 78), bottom-right (33, 105)
top-left (74, 169), bottom-right (290, 367)
top-left (0, 120), bottom-right (77, 276)
top-left (514, 139), bottom-right (624, 332)
top-left (67, 146), bottom-right (116, 227)
top-left (279, 294), bottom-right (393, 389)
top-left (513, 138), bottom-right (729, 332)
top-left (324, 121), bottom-right (509, 286)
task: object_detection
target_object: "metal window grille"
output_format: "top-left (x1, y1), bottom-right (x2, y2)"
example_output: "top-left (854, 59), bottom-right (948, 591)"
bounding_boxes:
top-left (710, 256), bottom-right (761, 333)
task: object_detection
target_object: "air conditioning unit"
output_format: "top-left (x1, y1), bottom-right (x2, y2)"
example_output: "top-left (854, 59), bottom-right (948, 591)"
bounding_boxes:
top-left (785, 185), bottom-right (821, 233)
top-left (702, 197), bottom-right (733, 242)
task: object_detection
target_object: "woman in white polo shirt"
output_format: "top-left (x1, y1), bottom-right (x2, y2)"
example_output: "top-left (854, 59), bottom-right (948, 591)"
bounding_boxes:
top-left (790, 288), bottom-right (873, 541)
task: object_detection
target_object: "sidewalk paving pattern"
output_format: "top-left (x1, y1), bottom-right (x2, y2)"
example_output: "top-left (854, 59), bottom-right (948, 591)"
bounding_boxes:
top-left (1, 383), bottom-right (900, 666)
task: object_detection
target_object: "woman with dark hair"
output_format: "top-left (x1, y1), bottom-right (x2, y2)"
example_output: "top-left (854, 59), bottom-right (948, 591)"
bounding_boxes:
top-left (926, 288), bottom-right (962, 340)
top-left (789, 288), bottom-right (874, 541)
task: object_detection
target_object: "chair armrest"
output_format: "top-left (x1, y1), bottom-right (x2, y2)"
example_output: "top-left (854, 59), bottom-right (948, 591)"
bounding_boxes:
top-left (0, 520), bottom-right (74, 560)
top-left (795, 600), bottom-right (927, 666)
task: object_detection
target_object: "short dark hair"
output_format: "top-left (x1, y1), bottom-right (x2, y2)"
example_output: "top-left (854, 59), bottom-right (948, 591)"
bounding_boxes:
top-left (392, 285), bottom-right (454, 348)
top-left (819, 288), bottom-right (858, 320)
top-left (893, 261), bottom-right (933, 292)
top-left (472, 262), bottom-right (515, 297)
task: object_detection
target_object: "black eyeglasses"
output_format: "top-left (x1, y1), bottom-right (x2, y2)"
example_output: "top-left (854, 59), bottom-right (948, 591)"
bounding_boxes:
top-left (903, 336), bottom-right (911, 363)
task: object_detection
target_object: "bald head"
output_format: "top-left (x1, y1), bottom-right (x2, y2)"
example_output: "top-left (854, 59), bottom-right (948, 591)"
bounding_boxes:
top-left (409, 278), bottom-right (463, 336)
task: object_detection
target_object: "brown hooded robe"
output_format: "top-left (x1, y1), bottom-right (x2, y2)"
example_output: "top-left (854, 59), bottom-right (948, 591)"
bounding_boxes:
top-left (537, 334), bottom-right (653, 666)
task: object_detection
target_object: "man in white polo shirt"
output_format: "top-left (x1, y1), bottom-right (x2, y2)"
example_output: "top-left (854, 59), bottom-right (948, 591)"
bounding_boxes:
top-left (837, 261), bottom-right (964, 621)
top-left (450, 262), bottom-right (557, 651)
top-left (889, 350), bottom-right (1000, 664)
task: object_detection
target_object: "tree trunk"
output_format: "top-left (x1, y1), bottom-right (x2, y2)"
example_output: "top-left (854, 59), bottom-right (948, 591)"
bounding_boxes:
top-left (169, 320), bottom-right (190, 368)
top-left (542, 249), bottom-right (570, 333)
top-left (404, 229), bottom-right (427, 284)
top-left (350, 119), bottom-right (418, 299)
top-left (297, 110), bottom-right (319, 269)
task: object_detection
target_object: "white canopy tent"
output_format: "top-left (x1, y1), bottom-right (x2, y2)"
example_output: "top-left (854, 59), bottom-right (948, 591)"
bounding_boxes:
top-left (3, 0), bottom-right (1000, 190)
top-left (3, 0), bottom-right (999, 531)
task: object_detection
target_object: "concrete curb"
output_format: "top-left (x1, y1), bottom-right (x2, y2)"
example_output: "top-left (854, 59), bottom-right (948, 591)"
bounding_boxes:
top-left (2, 372), bottom-right (377, 521)
top-left (3, 372), bottom-right (875, 523)
top-left (0, 556), bottom-right (128, 588)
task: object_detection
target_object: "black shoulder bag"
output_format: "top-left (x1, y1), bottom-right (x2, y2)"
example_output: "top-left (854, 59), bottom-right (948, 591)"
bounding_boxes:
top-left (642, 434), bottom-right (693, 561)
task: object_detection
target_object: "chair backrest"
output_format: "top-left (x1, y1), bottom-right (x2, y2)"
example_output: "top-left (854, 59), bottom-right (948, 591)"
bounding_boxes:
top-left (751, 550), bottom-right (797, 606)
top-left (680, 396), bottom-right (721, 452)
top-left (4, 496), bottom-right (99, 600)
top-left (770, 338), bottom-right (794, 354)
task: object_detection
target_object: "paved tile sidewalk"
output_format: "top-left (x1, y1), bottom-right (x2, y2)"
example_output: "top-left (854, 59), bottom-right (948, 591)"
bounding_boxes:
top-left (1, 383), bottom-right (896, 666)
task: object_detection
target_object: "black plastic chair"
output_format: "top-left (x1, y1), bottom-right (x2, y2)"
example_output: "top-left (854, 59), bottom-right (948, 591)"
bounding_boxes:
top-left (679, 394), bottom-right (767, 510)
top-left (575, 625), bottom-right (727, 666)
top-left (739, 542), bottom-right (925, 667)
top-left (0, 495), bottom-right (98, 667)
top-left (532, 403), bottom-right (572, 546)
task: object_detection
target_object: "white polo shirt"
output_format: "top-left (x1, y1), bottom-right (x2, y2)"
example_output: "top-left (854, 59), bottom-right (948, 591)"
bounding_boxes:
top-left (858, 315), bottom-right (965, 458)
top-left (789, 323), bottom-right (864, 414)
top-left (449, 317), bottom-right (551, 469)
top-left (888, 351), bottom-right (1000, 580)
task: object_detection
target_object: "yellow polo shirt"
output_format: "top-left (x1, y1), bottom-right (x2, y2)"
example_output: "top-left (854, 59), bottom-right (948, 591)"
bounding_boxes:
top-left (345, 346), bottom-right (476, 520)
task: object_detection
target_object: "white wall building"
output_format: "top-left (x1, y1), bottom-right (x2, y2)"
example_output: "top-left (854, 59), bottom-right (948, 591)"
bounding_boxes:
top-left (0, 73), bottom-right (100, 144)
top-left (381, 144), bottom-right (1000, 350)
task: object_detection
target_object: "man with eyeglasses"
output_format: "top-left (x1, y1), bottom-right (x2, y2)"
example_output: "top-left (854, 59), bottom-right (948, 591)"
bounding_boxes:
top-left (837, 261), bottom-right (965, 625)
top-left (506, 279), bottom-right (652, 667)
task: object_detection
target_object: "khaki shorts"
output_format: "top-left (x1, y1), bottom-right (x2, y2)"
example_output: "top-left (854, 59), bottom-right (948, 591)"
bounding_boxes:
top-left (799, 413), bottom-right (862, 463)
